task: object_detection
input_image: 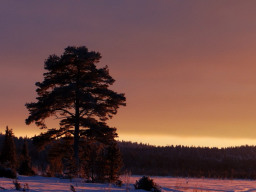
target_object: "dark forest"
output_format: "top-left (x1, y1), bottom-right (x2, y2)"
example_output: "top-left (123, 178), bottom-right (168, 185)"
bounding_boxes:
top-left (2, 134), bottom-right (256, 180)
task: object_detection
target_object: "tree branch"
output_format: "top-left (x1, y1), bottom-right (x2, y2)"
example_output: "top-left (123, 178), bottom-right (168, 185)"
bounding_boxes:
top-left (56, 108), bottom-right (75, 117)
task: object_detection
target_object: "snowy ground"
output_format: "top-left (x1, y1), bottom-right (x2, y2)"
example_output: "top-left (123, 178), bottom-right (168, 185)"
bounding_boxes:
top-left (1, 175), bottom-right (256, 192)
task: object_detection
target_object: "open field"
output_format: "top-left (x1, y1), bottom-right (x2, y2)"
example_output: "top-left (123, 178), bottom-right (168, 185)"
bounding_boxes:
top-left (1, 175), bottom-right (256, 192)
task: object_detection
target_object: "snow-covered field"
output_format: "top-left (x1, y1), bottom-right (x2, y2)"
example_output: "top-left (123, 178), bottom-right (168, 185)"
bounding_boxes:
top-left (1, 175), bottom-right (256, 192)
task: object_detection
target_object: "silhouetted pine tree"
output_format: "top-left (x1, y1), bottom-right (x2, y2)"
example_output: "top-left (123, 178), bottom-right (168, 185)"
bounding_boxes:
top-left (26, 46), bottom-right (126, 171)
top-left (0, 126), bottom-right (17, 169)
top-left (18, 140), bottom-right (34, 175)
top-left (47, 136), bottom-right (79, 178)
top-left (61, 139), bottom-right (77, 179)
top-left (80, 140), bottom-right (104, 182)
top-left (80, 139), bottom-right (122, 182)
top-left (105, 141), bottom-right (123, 182)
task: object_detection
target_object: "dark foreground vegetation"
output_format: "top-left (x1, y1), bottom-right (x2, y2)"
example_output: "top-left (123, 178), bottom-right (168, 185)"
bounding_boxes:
top-left (2, 132), bottom-right (256, 180)
top-left (0, 128), bottom-right (122, 182)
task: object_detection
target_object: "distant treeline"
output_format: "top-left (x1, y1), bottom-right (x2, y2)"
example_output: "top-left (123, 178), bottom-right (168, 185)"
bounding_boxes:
top-left (119, 141), bottom-right (256, 179)
top-left (1, 133), bottom-right (256, 179)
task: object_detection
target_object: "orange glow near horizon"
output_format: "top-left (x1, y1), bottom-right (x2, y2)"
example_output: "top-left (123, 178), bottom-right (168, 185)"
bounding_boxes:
top-left (117, 134), bottom-right (256, 148)
top-left (6, 126), bottom-right (256, 148)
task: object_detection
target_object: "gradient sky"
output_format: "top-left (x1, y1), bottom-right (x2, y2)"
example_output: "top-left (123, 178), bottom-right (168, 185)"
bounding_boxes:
top-left (1, 0), bottom-right (256, 147)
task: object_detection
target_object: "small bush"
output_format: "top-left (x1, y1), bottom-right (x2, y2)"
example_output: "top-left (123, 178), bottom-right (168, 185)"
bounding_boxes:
top-left (0, 165), bottom-right (17, 179)
top-left (23, 183), bottom-right (30, 191)
top-left (13, 180), bottom-right (30, 191)
top-left (115, 179), bottom-right (123, 187)
top-left (18, 161), bottom-right (35, 176)
top-left (134, 176), bottom-right (161, 192)
top-left (13, 179), bottom-right (21, 190)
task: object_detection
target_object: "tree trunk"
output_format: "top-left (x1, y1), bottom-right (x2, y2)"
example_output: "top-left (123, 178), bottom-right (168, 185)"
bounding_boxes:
top-left (74, 114), bottom-right (80, 173)
top-left (74, 70), bottom-right (80, 173)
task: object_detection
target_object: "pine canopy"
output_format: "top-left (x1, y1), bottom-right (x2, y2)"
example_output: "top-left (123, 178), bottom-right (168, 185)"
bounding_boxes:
top-left (26, 46), bottom-right (126, 146)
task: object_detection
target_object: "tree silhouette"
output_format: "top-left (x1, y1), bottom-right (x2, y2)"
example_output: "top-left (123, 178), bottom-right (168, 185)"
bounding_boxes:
top-left (18, 140), bottom-right (34, 175)
top-left (1, 126), bottom-right (17, 169)
top-left (105, 141), bottom-right (123, 182)
top-left (25, 46), bottom-right (126, 170)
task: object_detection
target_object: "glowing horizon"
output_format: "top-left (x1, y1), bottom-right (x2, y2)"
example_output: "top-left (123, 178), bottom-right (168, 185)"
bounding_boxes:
top-left (2, 126), bottom-right (256, 148)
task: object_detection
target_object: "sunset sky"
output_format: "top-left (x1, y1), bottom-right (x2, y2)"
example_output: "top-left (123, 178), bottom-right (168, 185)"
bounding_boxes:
top-left (1, 1), bottom-right (256, 147)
